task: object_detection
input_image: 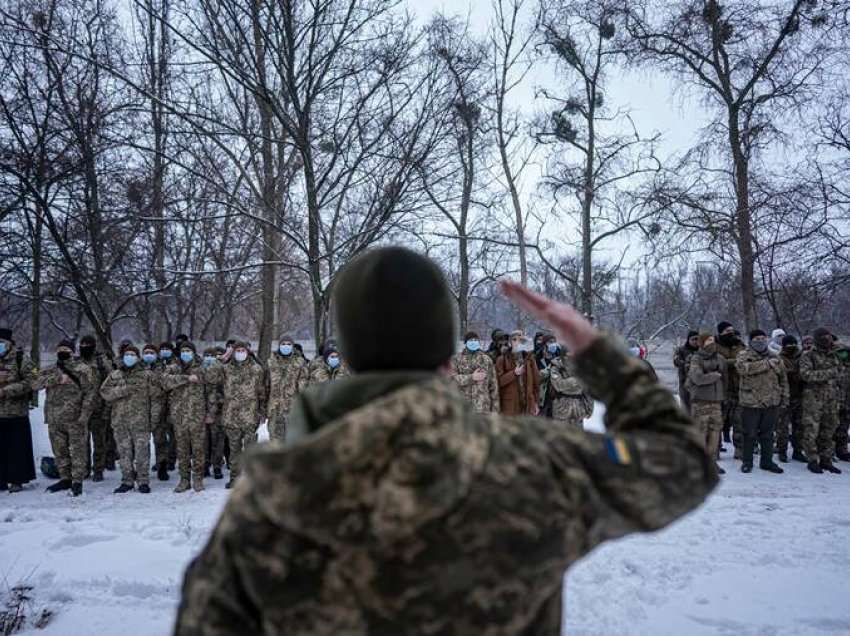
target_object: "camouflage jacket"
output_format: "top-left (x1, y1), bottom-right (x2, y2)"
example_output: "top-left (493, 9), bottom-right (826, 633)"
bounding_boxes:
top-left (77, 354), bottom-right (112, 415)
top-left (717, 340), bottom-right (746, 401)
top-left (545, 355), bottom-right (593, 422)
top-left (309, 359), bottom-right (351, 385)
top-left (142, 362), bottom-right (169, 422)
top-left (0, 346), bottom-right (37, 418)
top-left (687, 351), bottom-right (727, 403)
top-left (100, 363), bottom-right (163, 430)
top-left (779, 349), bottom-right (803, 404)
top-left (266, 353), bottom-right (309, 420)
top-left (449, 350), bottom-right (500, 414)
top-left (799, 347), bottom-right (840, 398)
top-left (160, 359), bottom-right (209, 425)
top-left (673, 345), bottom-right (698, 388)
top-left (736, 347), bottom-right (789, 409)
top-left (32, 360), bottom-right (96, 426)
top-left (205, 359), bottom-right (266, 429)
top-left (175, 337), bottom-right (717, 636)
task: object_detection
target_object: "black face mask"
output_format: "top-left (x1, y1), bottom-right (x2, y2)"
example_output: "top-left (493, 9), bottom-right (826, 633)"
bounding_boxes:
top-left (718, 333), bottom-right (737, 347)
top-left (79, 345), bottom-right (95, 359)
top-left (816, 336), bottom-right (833, 351)
top-left (782, 345), bottom-right (799, 356)
top-left (57, 351), bottom-right (72, 362)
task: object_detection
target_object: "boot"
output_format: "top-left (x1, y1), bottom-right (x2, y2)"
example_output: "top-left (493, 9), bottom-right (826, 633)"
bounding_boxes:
top-left (723, 429), bottom-right (731, 443)
top-left (792, 450), bottom-right (807, 463)
top-left (46, 479), bottom-right (72, 493)
top-left (105, 460), bottom-right (116, 471)
top-left (225, 479), bottom-right (235, 490)
top-left (836, 449), bottom-right (850, 462)
top-left (213, 467), bottom-right (223, 480)
top-left (138, 484), bottom-right (151, 494)
top-left (808, 460), bottom-right (823, 474)
top-left (92, 471), bottom-right (104, 482)
top-left (203, 466), bottom-right (211, 478)
top-left (8, 483), bottom-right (22, 493)
top-left (174, 479), bottom-right (191, 493)
top-left (820, 460), bottom-right (842, 474)
top-left (741, 464), bottom-right (753, 473)
top-left (760, 464), bottom-right (784, 474)
top-left (157, 465), bottom-right (170, 482)
top-left (71, 482), bottom-right (83, 496)
top-left (734, 448), bottom-right (742, 460)
top-left (778, 450), bottom-right (788, 463)
top-left (715, 463), bottom-right (726, 475)
top-left (168, 461), bottom-right (176, 471)
top-left (114, 483), bottom-right (134, 493)
top-left (193, 479), bottom-right (205, 493)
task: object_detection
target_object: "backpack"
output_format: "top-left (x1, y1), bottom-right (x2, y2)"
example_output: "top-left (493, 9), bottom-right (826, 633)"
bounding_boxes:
top-left (40, 456), bottom-right (59, 479)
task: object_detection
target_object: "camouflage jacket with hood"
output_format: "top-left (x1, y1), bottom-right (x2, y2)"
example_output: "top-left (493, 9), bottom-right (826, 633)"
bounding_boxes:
top-left (175, 337), bottom-right (718, 636)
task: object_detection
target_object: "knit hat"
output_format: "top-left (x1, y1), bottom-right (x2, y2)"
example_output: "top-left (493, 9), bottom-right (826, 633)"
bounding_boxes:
top-left (698, 332), bottom-right (713, 347)
top-left (749, 329), bottom-right (767, 340)
top-left (0, 327), bottom-right (12, 341)
top-left (333, 247), bottom-right (455, 372)
top-left (57, 339), bottom-right (76, 351)
top-left (203, 347), bottom-right (218, 356)
top-left (279, 334), bottom-right (295, 344)
top-left (781, 335), bottom-right (797, 346)
top-left (687, 330), bottom-right (699, 340)
top-left (179, 341), bottom-right (196, 353)
top-left (123, 345), bottom-right (140, 356)
top-left (464, 331), bottom-right (480, 342)
top-left (159, 341), bottom-right (174, 351)
top-left (142, 343), bottom-right (158, 353)
top-left (80, 334), bottom-right (96, 346)
top-left (717, 321), bottom-right (733, 335)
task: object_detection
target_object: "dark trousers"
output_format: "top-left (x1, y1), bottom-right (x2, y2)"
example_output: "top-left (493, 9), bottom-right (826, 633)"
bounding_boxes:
top-left (741, 406), bottom-right (778, 468)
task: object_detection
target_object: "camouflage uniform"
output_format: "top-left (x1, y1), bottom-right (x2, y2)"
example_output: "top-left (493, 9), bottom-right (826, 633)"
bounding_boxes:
top-left (777, 347), bottom-right (804, 457)
top-left (100, 363), bottom-right (163, 487)
top-left (153, 360), bottom-right (178, 471)
top-left (205, 358), bottom-right (266, 479)
top-left (77, 353), bottom-right (112, 474)
top-left (544, 354), bottom-right (593, 427)
top-left (204, 362), bottom-right (226, 473)
top-left (32, 361), bottom-right (96, 483)
top-left (687, 350), bottom-right (727, 458)
top-left (799, 347), bottom-right (841, 464)
top-left (265, 352), bottom-right (309, 442)
top-left (175, 337), bottom-right (717, 635)
top-left (0, 347), bottom-right (36, 418)
top-left (449, 349), bottom-right (500, 413)
top-left (673, 344), bottom-right (698, 413)
top-left (736, 347), bottom-right (788, 468)
top-left (308, 359), bottom-right (351, 385)
top-left (717, 339), bottom-right (745, 455)
top-left (161, 360), bottom-right (209, 485)
top-left (0, 346), bottom-right (38, 487)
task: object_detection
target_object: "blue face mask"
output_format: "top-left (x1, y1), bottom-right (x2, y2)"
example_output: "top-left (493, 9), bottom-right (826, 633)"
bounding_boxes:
top-left (328, 356), bottom-right (340, 369)
top-left (628, 347), bottom-right (641, 358)
top-left (547, 343), bottom-right (558, 354)
top-left (466, 340), bottom-right (480, 352)
top-left (142, 353), bottom-right (157, 365)
top-left (159, 349), bottom-right (172, 359)
top-left (203, 356), bottom-right (216, 368)
top-left (123, 354), bottom-right (138, 368)
top-left (180, 351), bottom-right (194, 364)
top-left (279, 344), bottom-right (293, 356)
top-left (0, 342), bottom-right (7, 357)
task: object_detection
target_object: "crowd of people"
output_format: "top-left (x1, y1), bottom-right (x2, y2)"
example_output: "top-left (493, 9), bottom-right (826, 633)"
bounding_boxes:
top-left (0, 325), bottom-right (593, 496)
top-left (673, 324), bottom-right (850, 476)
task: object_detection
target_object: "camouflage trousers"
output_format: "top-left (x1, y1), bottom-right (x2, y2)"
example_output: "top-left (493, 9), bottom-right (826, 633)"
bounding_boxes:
top-left (692, 401), bottom-right (723, 459)
top-left (105, 420), bottom-right (119, 466)
top-left (268, 414), bottom-right (289, 442)
top-left (775, 402), bottom-right (802, 454)
top-left (206, 420), bottom-right (225, 470)
top-left (153, 414), bottom-right (177, 469)
top-left (86, 410), bottom-right (108, 473)
top-left (834, 409), bottom-right (848, 455)
top-left (802, 389), bottom-right (838, 464)
top-left (174, 415), bottom-right (207, 482)
top-left (552, 397), bottom-right (591, 429)
top-left (226, 422), bottom-right (258, 479)
top-left (114, 420), bottom-right (151, 487)
top-left (48, 416), bottom-right (88, 483)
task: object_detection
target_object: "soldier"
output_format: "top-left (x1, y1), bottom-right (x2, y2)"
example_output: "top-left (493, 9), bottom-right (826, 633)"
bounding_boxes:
top-left (802, 335), bottom-right (814, 352)
top-left (0, 327), bottom-right (38, 493)
top-left (153, 341), bottom-right (178, 477)
top-left (687, 333), bottom-right (727, 475)
top-left (673, 331), bottom-right (700, 413)
top-left (834, 343), bottom-right (850, 462)
top-left (543, 339), bottom-right (594, 427)
top-left (308, 345), bottom-right (350, 385)
top-left (768, 329), bottom-right (786, 356)
top-left (77, 334), bottom-right (112, 481)
top-left (161, 342), bottom-right (209, 492)
top-left (716, 321), bottom-right (745, 457)
top-left (735, 330), bottom-right (787, 474)
top-left (204, 341), bottom-right (266, 489)
top-left (486, 328), bottom-right (509, 363)
top-left (800, 328), bottom-right (842, 474)
top-left (265, 335), bottom-right (308, 443)
top-left (449, 332), bottom-right (500, 413)
top-left (33, 340), bottom-right (96, 496)
top-left (175, 247), bottom-right (717, 635)
top-left (777, 335), bottom-right (805, 463)
top-left (202, 348), bottom-right (226, 480)
top-left (496, 330), bottom-right (541, 416)
top-left (100, 345), bottom-right (163, 493)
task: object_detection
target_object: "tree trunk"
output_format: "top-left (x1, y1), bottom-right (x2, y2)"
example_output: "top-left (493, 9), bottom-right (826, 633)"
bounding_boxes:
top-left (728, 110), bottom-right (757, 331)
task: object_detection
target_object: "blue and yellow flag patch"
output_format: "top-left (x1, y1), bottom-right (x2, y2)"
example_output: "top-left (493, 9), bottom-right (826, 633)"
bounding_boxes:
top-left (605, 436), bottom-right (632, 465)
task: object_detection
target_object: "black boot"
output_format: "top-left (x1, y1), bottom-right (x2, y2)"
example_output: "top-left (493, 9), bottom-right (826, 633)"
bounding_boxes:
top-left (168, 461), bottom-right (176, 471)
top-left (808, 460), bottom-right (823, 474)
top-left (715, 463), bottom-right (726, 475)
top-left (820, 460), bottom-right (842, 474)
top-left (46, 479), bottom-right (72, 493)
top-left (760, 464), bottom-right (784, 474)
top-left (778, 450), bottom-right (788, 463)
top-left (105, 460), bottom-right (116, 471)
top-left (225, 479), bottom-right (235, 490)
top-left (723, 429), bottom-right (731, 443)
top-left (213, 467), bottom-right (223, 480)
top-left (114, 483), bottom-right (134, 494)
top-left (203, 466), bottom-right (211, 478)
top-left (741, 464), bottom-right (753, 473)
top-left (138, 484), bottom-right (151, 493)
top-left (792, 450), bottom-right (807, 463)
top-left (71, 482), bottom-right (83, 496)
top-left (157, 465), bottom-right (170, 481)
top-left (836, 449), bottom-right (850, 462)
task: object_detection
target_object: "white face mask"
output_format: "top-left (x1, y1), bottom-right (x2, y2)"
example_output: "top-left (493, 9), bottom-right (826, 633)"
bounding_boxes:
top-left (234, 351), bottom-right (248, 362)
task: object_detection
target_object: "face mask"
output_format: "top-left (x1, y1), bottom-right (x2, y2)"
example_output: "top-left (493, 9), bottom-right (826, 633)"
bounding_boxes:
top-left (203, 356), bottom-right (216, 368)
top-left (123, 354), bottom-right (138, 368)
top-left (234, 351), bottom-right (248, 363)
top-left (0, 342), bottom-right (7, 357)
top-left (466, 340), bottom-right (480, 352)
top-left (718, 333), bottom-right (737, 347)
top-left (79, 345), bottom-right (95, 359)
top-left (628, 347), bottom-right (641, 358)
top-left (547, 343), bottom-right (558, 354)
top-left (328, 356), bottom-right (340, 369)
top-left (751, 340), bottom-right (768, 353)
top-left (279, 344), bottom-right (293, 356)
top-left (180, 351), bottom-right (194, 364)
top-left (816, 337), bottom-right (833, 351)
top-left (782, 345), bottom-right (798, 356)
top-left (57, 351), bottom-right (72, 362)
top-left (160, 349), bottom-right (172, 359)
top-left (702, 343), bottom-right (717, 355)
top-left (143, 353), bottom-right (157, 364)
top-left (515, 341), bottom-right (534, 354)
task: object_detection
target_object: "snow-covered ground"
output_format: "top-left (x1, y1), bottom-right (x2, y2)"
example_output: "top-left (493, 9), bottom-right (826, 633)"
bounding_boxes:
top-left (3, 396), bottom-right (850, 635)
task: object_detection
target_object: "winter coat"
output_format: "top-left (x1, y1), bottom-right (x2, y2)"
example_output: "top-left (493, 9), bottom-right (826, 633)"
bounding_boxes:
top-left (266, 353), bottom-right (309, 421)
top-left (32, 360), bottom-right (96, 427)
top-left (100, 363), bottom-right (163, 431)
top-left (449, 350), bottom-right (500, 414)
top-left (736, 347), bottom-right (789, 409)
top-left (0, 346), bottom-right (36, 418)
top-left (686, 351), bottom-right (727, 403)
top-left (495, 352), bottom-right (541, 416)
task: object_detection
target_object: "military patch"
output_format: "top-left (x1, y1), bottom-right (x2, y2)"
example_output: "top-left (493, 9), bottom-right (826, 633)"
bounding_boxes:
top-left (605, 436), bottom-right (632, 465)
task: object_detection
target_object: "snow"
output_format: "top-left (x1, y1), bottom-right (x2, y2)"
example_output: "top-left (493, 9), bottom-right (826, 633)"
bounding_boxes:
top-left (2, 396), bottom-right (850, 635)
